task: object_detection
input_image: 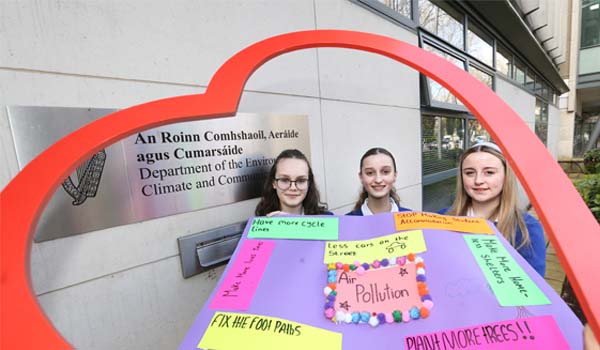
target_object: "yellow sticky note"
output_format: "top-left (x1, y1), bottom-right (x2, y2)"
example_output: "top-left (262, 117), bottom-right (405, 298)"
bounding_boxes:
top-left (198, 312), bottom-right (342, 350)
top-left (394, 212), bottom-right (494, 234)
top-left (323, 230), bottom-right (426, 264)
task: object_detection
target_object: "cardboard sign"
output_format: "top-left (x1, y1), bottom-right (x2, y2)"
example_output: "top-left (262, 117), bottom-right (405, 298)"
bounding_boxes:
top-left (209, 240), bottom-right (275, 310)
top-left (335, 264), bottom-right (422, 315)
top-left (324, 230), bottom-right (426, 264)
top-left (464, 236), bottom-right (550, 306)
top-left (248, 217), bottom-right (339, 240)
top-left (395, 212), bottom-right (494, 234)
top-left (404, 315), bottom-right (569, 350)
top-left (198, 312), bottom-right (342, 350)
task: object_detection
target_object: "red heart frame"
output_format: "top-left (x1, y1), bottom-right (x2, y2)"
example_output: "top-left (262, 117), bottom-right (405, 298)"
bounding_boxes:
top-left (1, 30), bottom-right (598, 349)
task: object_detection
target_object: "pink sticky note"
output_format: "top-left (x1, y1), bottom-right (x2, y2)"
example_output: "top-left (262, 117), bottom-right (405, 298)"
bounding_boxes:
top-left (209, 240), bottom-right (275, 310)
top-left (404, 315), bottom-right (569, 350)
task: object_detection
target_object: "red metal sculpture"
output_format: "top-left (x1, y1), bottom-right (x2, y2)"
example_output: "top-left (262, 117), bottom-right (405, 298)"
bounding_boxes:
top-left (1, 30), bottom-right (598, 349)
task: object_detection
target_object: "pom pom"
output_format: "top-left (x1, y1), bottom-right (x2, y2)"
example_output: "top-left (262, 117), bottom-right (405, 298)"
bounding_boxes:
top-left (328, 283), bottom-right (336, 290)
top-left (328, 275), bottom-right (336, 283)
top-left (402, 311), bottom-right (411, 323)
top-left (324, 286), bottom-right (332, 296)
top-left (409, 307), bottom-right (420, 320)
top-left (377, 313), bottom-right (386, 323)
top-left (360, 312), bottom-right (370, 323)
top-left (423, 300), bottom-right (434, 310)
top-left (336, 262), bottom-right (344, 270)
top-left (419, 307), bottom-right (430, 319)
top-left (325, 308), bottom-right (335, 319)
top-left (335, 310), bottom-right (346, 323)
top-left (372, 260), bottom-right (381, 268)
top-left (407, 253), bottom-right (416, 262)
top-left (324, 301), bottom-right (334, 309)
top-left (327, 294), bottom-right (336, 302)
top-left (330, 290), bottom-right (337, 296)
top-left (381, 258), bottom-right (389, 267)
top-left (415, 256), bottom-right (424, 263)
top-left (421, 294), bottom-right (432, 301)
top-left (418, 288), bottom-right (429, 296)
top-left (344, 313), bottom-right (353, 324)
top-left (396, 256), bottom-right (407, 265)
top-left (416, 267), bottom-right (426, 275)
top-left (368, 316), bottom-right (379, 327)
top-left (361, 263), bottom-right (370, 271)
top-left (388, 257), bottom-right (397, 266)
top-left (385, 313), bottom-right (394, 323)
top-left (327, 263), bottom-right (336, 271)
top-left (351, 312), bottom-right (360, 324)
top-left (416, 262), bottom-right (425, 269)
top-left (416, 274), bottom-right (427, 282)
top-left (349, 264), bottom-right (356, 271)
top-left (356, 266), bottom-right (366, 275)
top-left (343, 264), bottom-right (350, 272)
top-left (392, 310), bottom-right (402, 323)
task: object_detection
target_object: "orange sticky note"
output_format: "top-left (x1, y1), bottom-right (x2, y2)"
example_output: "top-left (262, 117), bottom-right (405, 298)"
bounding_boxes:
top-left (394, 212), bottom-right (494, 234)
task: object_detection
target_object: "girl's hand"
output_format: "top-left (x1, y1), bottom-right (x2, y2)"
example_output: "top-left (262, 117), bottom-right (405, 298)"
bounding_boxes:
top-left (585, 324), bottom-right (600, 350)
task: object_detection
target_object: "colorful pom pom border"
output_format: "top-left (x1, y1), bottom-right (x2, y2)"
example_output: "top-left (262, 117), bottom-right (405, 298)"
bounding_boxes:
top-left (323, 253), bottom-right (433, 327)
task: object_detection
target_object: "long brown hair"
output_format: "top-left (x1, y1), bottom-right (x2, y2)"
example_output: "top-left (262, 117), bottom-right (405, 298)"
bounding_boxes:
top-left (352, 147), bottom-right (401, 211)
top-left (255, 149), bottom-right (328, 216)
top-left (446, 143), bottom-right (530, 248)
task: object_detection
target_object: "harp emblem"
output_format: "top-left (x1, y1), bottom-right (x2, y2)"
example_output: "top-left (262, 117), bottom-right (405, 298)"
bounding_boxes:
top-left (61, 150), bottom-right (107, 205)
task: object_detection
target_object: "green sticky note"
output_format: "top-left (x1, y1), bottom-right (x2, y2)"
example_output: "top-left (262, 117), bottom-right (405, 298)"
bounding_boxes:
top-left (248, 217), bottom-right (339, 240)
top-left (464, 235), bottom-right (550, 306)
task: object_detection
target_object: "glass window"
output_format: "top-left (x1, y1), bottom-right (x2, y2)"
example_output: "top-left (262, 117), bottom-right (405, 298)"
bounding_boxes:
top-left (467, 22), bottom-right (493, 66)
top-left (535, 99), bottom-right (549, 145)
top-left (423, 43), bottom-right (465, 105)
top-left (422, 115), bottom-right (465, 175)
top-left (514, 57), bottom-right (526, 85)
top-left (526, 70), bottom-right (535, 91)
top-left (419, 0), bottom-right (464, 49)
top-left (423, 176), bottom-right (457, 212)
top-left (581, 0), bottom-right (600, 48)
top-left (468, 119), bottom-right (491, 146)
top-left (373, 0), bottom-right (412, 18)
top-left (496, 43), bottom-right (512, 77)
top-left (469, 65), bottom-right (493, 88)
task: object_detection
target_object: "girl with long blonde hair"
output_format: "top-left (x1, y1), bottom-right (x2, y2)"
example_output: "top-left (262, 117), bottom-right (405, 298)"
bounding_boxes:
top-left (440, 142), bottom-right (546, 276)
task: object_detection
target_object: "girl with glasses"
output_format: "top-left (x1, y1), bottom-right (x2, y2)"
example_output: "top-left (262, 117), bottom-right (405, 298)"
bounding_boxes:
top-left (255, 149), bottom-right (331, 217)
top-left (438, 142), bottom-right (546, 277)
top-left (347, 147), bottom-right (412, 216)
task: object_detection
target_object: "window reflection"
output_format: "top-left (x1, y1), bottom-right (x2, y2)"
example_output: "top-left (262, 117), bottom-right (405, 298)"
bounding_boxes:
top-left (468, 65), bottom-right (493, 88)
top-left (376, 0), bottom-right (412, 18)
top-left (419, 0), bottom-right (464, 49)
top-left (423, 43), bottom-right (465, 105)
top-left (514, 58), bottom-right (526, 85)
top-left (496, 43), bottom-right (512, 77)
top-left (468, 119), bottom-right (491, 146)
top-left (535, 99), bottom-right (548, 146)
top-left (467, 22), bottom-right (493, 66)
top-left (422, 115), bottom-right (465, 175)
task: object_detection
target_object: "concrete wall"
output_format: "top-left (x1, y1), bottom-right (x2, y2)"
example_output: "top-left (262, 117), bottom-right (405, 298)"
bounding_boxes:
top-left (0, 1), bottom-right (421, 349)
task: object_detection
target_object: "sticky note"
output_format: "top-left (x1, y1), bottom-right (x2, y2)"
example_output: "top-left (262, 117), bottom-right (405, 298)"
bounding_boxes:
top-left (198, 312), bottom-right (342, 350)
top-left (209, 240), bottom-right (275, 310)
top-left (248, 217), bottom-right (339, 240)
top-left (404, 315), bottom-right (568, 350)
top-left (395, 212), bottom-right (495, 234)
top-left (464, 236), bottom-right (550, 306)
top-left (324, 230), bottom-right (426, 264)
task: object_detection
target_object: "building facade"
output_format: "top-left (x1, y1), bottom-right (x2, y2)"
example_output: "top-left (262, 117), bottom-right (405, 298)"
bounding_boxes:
top-left (0, 1), bottom-right (576, 349)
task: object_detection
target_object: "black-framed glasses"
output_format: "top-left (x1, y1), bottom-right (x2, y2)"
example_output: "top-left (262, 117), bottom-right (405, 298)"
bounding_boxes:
top-left (274, 178), bottom-right (309, 190)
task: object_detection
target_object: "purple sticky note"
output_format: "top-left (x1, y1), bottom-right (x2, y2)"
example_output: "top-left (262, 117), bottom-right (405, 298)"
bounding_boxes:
top-left (209, 240), bottom-right (275, 310)
top-left (404, 315), bottom-right (569, 350)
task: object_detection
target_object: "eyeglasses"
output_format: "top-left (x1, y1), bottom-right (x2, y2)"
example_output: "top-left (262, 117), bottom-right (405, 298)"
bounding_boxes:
top-left (274, 178), bottom-right (309, 190)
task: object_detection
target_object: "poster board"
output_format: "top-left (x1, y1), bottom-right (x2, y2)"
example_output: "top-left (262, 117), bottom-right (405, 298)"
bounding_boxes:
top-left (180, 213), bottom-right (582, 349)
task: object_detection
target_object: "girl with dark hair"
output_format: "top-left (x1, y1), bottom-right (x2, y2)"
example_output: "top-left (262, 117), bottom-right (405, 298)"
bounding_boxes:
top-left (438, 141), bottom-right (546, 276)
top-left (347, 147), bottom-right (411, 216)
top-left (255, 149), bottom-right (331, 216)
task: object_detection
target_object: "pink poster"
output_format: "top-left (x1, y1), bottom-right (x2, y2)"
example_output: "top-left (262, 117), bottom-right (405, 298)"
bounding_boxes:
top-left (404, 315), bottom-right (569, 350)
top-left (209, 240), bottom-right (275, 310)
